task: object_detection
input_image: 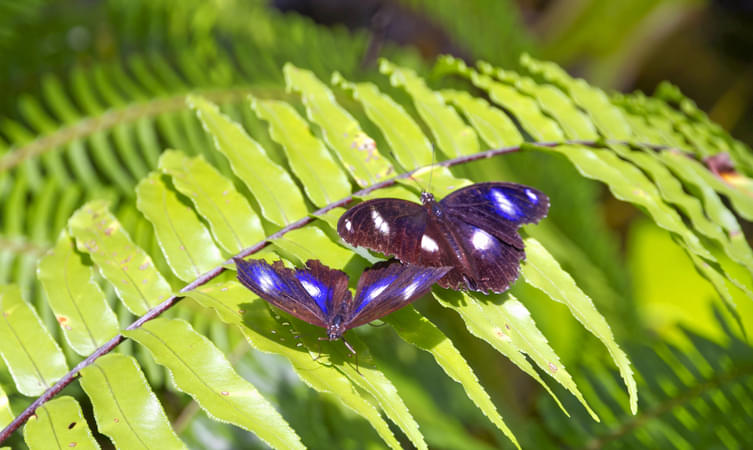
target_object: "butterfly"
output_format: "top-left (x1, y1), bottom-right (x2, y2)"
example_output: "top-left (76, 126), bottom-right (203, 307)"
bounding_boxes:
top-left (337, 182), bottom-right (549, 293)
top-left (234, 257), bottom-right (451, 352)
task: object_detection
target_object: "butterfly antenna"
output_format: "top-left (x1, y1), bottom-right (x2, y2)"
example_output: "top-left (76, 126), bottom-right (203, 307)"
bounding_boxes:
top-left (428, 142), bottom-right (436, 194)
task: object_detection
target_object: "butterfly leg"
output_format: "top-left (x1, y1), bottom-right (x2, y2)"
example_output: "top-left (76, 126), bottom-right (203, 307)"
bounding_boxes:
top-left (340, 336), bottom-right (361, 375)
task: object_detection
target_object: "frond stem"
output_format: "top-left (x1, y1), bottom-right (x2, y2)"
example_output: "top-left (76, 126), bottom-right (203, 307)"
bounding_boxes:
top-left (0, 138), bottom-right (681, 443)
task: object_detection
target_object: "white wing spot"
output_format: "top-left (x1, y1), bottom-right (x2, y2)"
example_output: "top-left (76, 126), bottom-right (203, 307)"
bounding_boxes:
top-left (344, 219), bottom-right (352, 232)
top-left (471, 229), bottom-right (494, 250)
top-left (255, 268), bottom-right (276, 292)
top-left (491, 189), bottom-right (519, 219)
top-left (402, 280), bottom-right (422, 299)
top-left (371, 209), bottom-right (390, 234)
top-left (367, 284), bottom-right (389, 301)
top-left (525, 188), bottom-right (538, 203)
top-left (421, 234), bottom-right (439, 253)
top-left (300, 279), bottom-right (321, 298)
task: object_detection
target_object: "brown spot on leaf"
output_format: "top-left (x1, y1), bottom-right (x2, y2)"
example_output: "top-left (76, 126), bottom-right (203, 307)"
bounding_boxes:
top-left (57, 316), bottom-right (69, 325)
top-left (505, 323), bottom-right (511, 330)
top-left (548, 362), bottom-right (558, 373)
top-left (113, 418), bottom-right (119, 423)
top-left (238, 309), bottom-right (244, 314)
top-left (68, 443), bottom-right (77, 448)
top-left (139, 262), bottom-right (149, 270)
top-left (221, 391), bottom-right (229, 396)
top-left (68, 422), bottom-right (76, 429)
top-left (104, 227), bottom-right (113, 236)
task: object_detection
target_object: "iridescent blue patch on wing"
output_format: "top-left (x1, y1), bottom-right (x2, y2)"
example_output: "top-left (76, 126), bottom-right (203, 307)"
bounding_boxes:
top-left (489, 188), bottom-right (521, 220)
top-left (356, 274), bottom-right (398, 313)
top-left (396, 271), bottom-right (435, 300)
top-left (295, 270), bottom-right (330, 314)
top-left (248, 263), bottom-right (289, 295)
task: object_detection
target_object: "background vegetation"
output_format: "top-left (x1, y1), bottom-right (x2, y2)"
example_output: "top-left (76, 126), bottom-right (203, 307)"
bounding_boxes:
top-left (1, 0), bottom-right (752, 448)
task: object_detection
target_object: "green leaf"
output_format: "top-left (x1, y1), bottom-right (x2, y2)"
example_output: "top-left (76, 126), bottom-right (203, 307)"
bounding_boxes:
top-left (384, 307), bottom-right (520, 449)
top-left (478, 62), bottom-right (599, 140)
top-left (440, 89), bottom-right (524, 148)
top-left (0, 385), bottom-right (12, 429)
top-left (184, 282), bottom-right (404, 450)
top-left (79, 353), bottom-right (185, 449)
top-left (380, 59), bottom-right (480, 157)
top-left (0, 284), bottom-right (68, 396)
top-left (519, 54), bottom-right (633, 140)
top-left (157, 150), bottom-right (264, 255)
top-left (610, 145), bottom-right (753, 278)
top-left (136, 172), bottom-right (224, 282)
top-left (250, 97), bottom-right (351, 206)
top-left (68, 200), bottom-right (172, 315)
top-left (23, 396), bottom-right (99, 450)
top-left (534, 144), bottom-right (746, 317)
top-left (124, 318), bottom-right (304, 450)
top-left (521, 237), bottom-right (638, 415)
top-left (189, 95), bottom-right (308, 227)
top-left (37, 231), bottom-right (120, 356)
top-left (432, 289), bottom-right (572, 418)
top-left (283, 64), bottom-right (395, 187)
top-left (659, 150), bottom-right (753, 223)
top-left (332, 72), bottom-right (433, 170)
top-left (437, 57), bottom-right (564, 141)
top-left (271, 226), bottom-right (356, 269)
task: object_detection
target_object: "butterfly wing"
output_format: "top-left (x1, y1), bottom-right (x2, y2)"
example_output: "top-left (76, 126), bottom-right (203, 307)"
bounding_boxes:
top-left (338, 197), bottom-right (455, 269)
top-left (439, 182), bottom-right (549, 249)
top-left (345, 260), bottom-right (451, 329)
top-left (337, 198), bottom-right (428, 260)
top-left (436, 218), bottom-right (525, 292)
top-left (234, 258), bottom-right (348, 328)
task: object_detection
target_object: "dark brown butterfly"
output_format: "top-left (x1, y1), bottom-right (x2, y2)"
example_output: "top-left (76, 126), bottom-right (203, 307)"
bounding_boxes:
top-left (337, 182), bottom-right (549, 293)
top-left (234, 258), bottom-right (450, 352)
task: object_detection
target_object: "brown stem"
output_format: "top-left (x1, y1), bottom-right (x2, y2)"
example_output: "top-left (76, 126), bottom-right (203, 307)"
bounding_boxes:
top-left (0, 139), bottom-right (677, 443)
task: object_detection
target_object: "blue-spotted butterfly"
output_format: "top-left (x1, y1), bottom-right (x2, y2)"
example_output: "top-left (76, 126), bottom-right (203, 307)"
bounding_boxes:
top-left (234, 258), bottom-right (450, 350)
top-left (337, 182), bottom-right (549, 293)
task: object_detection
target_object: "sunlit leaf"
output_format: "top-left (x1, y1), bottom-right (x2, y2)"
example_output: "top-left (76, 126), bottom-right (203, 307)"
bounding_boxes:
top-left (79, 353), bottom-right (185, 449)
top-left (37, 231), bottom-right (119, 356)
top-left (136, 172), bottom-right (224, 282)
top-left (250, 97), bottom-right (351, 206)
top-left (440, 89), bottom-right (523, 148)
top-left (184, 282), bottom-right (404, 450)
top-left (380, 60), bottom-right (479, 158)
top-left (158, 150), bottom-right (264, 255)
top-left (189, 95), bottom-right (308, 227)
top-left (332, 72), bottom-right (433, 170)
top-left (0, 284), bottom-right (68, 396)
top-left (284, 64), bottom-right (394, 186)
top-left (0, 385), bottom-right (12, 429)
top-left (68, 200), bottom-right (171, 315)
top-left (124, 318), bottom-right (305, 450)
top-left (23, 396), bottom-right (99, 450)
top-left (433, 289), bottom-right (572, 418)
top-left (521, 237), bottom-right (638, 414)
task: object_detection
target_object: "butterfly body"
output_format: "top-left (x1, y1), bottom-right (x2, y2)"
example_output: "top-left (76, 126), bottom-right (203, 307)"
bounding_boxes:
top-left (337, 182), bottom-right (550, 293)
top-left (234, 258), bottom-right (451, 343)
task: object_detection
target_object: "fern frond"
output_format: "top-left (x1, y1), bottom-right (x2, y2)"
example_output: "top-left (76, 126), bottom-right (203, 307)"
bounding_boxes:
top-left (0, 9), bottom-right (751, 446)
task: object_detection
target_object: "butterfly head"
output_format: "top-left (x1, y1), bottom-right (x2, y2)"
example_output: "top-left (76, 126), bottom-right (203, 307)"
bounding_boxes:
top-left (326, 314), bottom-right (346, 341)
top-left (420, 191), bottom-right (435, 205)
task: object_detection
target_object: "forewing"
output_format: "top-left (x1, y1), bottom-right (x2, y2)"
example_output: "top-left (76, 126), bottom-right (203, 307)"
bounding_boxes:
top-left (437, 218), bottom-right (524, 293)
top-left (440, 182), bottom-right (549, 249)
top-left (347, 260), bottom-right (451, 329)
top-left (234, 258), bottom-right (328, 327)
top-left (337, 198), bottom-right (428, 261)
